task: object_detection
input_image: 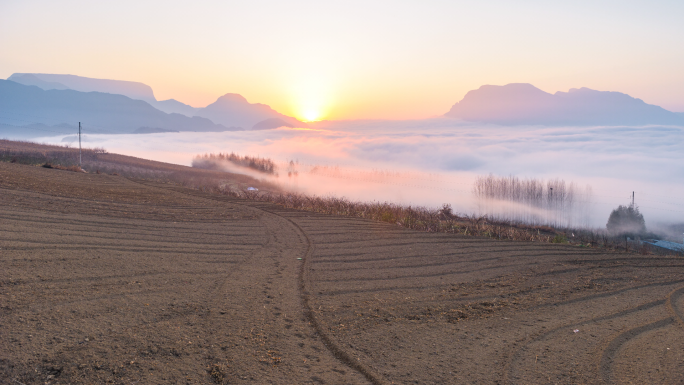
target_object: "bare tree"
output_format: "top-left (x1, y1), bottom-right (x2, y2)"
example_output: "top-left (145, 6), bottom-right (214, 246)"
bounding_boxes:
top-left (473, 174), bottom-right (591, 228)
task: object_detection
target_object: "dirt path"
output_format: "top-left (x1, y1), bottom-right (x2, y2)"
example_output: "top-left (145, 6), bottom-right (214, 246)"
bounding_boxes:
top-left (2, 162), bottom-right (684, 384)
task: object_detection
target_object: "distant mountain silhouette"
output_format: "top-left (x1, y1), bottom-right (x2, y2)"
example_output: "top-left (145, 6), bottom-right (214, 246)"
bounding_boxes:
top-left (0, 80), bottom-right (236, 136)
top-left (197, 93), bottom-right (306, 130)
top-left (252, 117), bottom-right (297, 130)
top-left (7, 74), bottom-right (70, 91)
top-left (8, 73), bottom-right (305, 129)
top-left (133, 127), bottom-right (180, 134)
top-left (154, 99), bottom-right (199, 116)
top-left (155, 96), bottom-right (305, 129)
top-left (445, 83), bottom-right (684, 126)
top-left (9, 73), bottom-right (157, 103)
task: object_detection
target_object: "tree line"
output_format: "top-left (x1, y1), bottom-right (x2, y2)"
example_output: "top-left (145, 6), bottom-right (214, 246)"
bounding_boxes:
top-left (473, 174), bottom-right (593, 228)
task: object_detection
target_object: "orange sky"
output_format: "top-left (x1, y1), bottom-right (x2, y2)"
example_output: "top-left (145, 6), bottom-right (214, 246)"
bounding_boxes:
top-left (2, 0), bottom-right (684, 120)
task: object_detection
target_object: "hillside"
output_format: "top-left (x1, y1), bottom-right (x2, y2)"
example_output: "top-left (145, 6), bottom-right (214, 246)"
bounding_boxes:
top-left (2, 143), bottom-right (683, 384)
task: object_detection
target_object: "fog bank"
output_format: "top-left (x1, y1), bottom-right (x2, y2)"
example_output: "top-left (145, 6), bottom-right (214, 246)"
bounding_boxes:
top-left (33, 118), bottom-right (684, 228)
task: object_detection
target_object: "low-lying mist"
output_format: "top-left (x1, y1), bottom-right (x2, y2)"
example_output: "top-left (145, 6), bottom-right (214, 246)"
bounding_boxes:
top-left (35, 118), bottom-right (684, 229)
top-left (193, 155), bottom-right (471, 212)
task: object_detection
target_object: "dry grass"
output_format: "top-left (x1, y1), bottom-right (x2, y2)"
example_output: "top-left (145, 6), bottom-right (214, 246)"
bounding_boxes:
top-left (220, 188), bottom-right (682, 256)
top-left (0, 139), bottom-right (106, 167)
top-left (207, 363), bottom-right (228, 384)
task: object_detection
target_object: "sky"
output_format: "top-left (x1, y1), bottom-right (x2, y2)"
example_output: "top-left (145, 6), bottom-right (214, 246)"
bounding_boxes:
top-left (2, 0), bottom-right (684, 121)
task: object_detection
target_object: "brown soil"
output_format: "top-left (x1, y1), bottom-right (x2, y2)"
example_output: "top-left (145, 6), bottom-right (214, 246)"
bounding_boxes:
top-left (1, 161), bottom-right (683, 384)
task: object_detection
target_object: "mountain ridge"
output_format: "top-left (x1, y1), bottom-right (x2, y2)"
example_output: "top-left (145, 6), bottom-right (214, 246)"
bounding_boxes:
top-left (200, 93), bottom-right (306, 130)
top-left (9, 73), bottom-right (157, 103)
top-left (7, 73), bottom-right (305, 129)
top-left (154, 99), bottom-right (199, 116)
top-left (0, 80), bottom-right (235, 136)
top-left (445, 83), bottom-right (684, 126)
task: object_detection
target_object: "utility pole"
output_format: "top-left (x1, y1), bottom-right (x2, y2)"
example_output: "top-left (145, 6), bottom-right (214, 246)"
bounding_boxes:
top-left (78, 122), bottom-right (82, 167)
top-left (632, 191), bottom-right (634, 206)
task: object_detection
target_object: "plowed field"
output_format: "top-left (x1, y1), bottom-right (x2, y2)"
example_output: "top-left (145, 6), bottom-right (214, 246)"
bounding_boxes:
top-left (1, 161), bottom-right (683, 384)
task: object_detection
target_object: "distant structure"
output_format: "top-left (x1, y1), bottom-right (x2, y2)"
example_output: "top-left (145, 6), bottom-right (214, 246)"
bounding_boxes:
top-left (643, 236), bottom-right (684, 252)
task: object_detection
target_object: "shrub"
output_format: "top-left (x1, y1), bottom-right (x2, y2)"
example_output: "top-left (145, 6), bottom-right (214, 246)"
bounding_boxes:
top-left (606, 203), bottom-right (646, 235)
top-left (551, 234), bottom-right (568, 243)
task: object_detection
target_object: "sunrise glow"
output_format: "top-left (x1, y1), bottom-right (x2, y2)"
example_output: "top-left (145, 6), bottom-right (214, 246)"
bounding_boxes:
top-left (301, 109), bottom-right (322, 122)
top-left (292, 98), bottom-right (328, 122)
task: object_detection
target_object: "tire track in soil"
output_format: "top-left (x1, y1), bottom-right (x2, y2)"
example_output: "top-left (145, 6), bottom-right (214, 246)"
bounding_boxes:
top-left (137, 182), bottom-right (387, 384)
top-left (292, 216), bottom-right (388, 385)
top-left (501, 256), bottom-right (684, 384)
top-left (294, 216), bottom-right (555, 383)
top-left (504, 280), bottom-right (684, 385)
top-left (667, 286), bottom-right (684, 327)
top-left (503, 298), bottom-right (669, 384)
top-left (598, 317), bottom-right (675, 384)
top-left (531, 279), bottom-right (684, 310)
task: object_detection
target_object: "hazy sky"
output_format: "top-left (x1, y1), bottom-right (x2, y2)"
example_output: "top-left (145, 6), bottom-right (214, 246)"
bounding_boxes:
top-left (2, 0), bottom-right (684, 120)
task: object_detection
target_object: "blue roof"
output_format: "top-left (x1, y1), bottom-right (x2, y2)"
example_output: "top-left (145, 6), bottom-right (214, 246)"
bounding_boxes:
top-left (645, 240), bottom-right (684, 252)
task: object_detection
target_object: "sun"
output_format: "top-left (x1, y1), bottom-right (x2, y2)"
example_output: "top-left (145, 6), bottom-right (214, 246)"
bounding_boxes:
top-left (290, 96), bottom-right (327, 122)
top-left (294, 99), bottom-right (327, 122)
top-left (287, 68), bottom-right (334, 123)
top-left (302, 109), bottom-right (322, 122)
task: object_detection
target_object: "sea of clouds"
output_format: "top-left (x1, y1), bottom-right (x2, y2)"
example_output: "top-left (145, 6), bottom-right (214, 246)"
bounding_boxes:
top-left (37, 118), bottom-right (684, 229)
